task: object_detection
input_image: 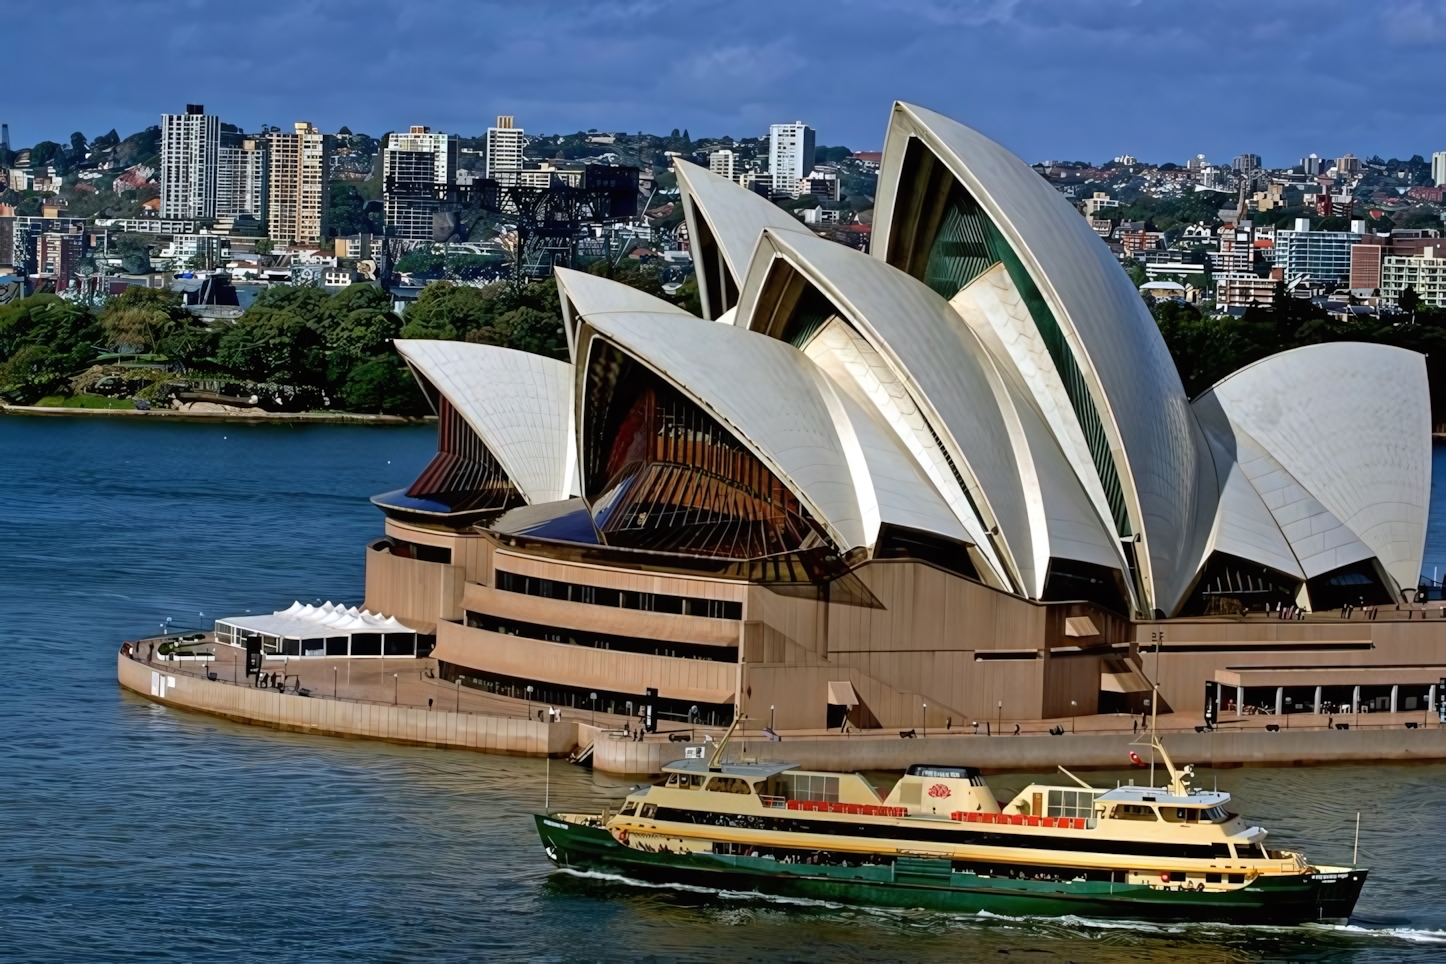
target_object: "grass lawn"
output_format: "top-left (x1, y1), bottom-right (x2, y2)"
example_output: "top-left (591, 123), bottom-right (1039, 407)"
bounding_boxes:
top-left (33, 394), bottom-right (139, 410)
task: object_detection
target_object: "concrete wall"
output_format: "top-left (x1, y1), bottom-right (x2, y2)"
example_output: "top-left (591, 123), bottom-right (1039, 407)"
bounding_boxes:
top-left (432, 621), bottom-right (738, 704)
top-left (592, 720), bottom-right (1446, 776)
top-left (463, 583), bottom-right (740, 647)
top-left (118, 653), bottom-right (575, 756)
top-left (363, 544), bottom-right (466, 632)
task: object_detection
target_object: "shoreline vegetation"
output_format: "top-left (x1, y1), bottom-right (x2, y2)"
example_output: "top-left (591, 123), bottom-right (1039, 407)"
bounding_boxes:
top-left (0, 259), bottom-right (693, 418)
top-left (0, 401), bottom-right (432, 425)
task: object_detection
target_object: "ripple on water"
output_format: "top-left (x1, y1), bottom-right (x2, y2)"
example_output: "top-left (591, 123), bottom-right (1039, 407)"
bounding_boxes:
top-left (3, 420), bottom-right (1446, 963)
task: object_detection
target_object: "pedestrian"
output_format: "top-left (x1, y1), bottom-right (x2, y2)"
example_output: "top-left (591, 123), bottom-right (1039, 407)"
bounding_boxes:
top-left (1133, 718), bottom-right (1138, 735)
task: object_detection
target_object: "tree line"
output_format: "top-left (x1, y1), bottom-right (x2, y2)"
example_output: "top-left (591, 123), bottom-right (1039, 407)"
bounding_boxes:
top-left (0, 258), bottom-right (687, 414)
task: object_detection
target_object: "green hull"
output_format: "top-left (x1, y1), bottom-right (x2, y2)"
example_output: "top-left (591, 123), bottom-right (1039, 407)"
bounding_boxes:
top-left (535, 815), bottom-right (1366, 925)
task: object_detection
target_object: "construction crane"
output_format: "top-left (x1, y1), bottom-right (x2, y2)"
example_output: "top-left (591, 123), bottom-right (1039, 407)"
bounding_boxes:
top-left (385, 164), bottom-right (641, 280)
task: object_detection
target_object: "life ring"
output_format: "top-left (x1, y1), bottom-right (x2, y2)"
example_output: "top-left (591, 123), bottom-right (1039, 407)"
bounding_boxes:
top-left (615, 829), bottom-right (629, 845)
top-left (1129, 751), bottom-right (1145, 767)
top-left (1159, 872), bottom-right (1170, 883)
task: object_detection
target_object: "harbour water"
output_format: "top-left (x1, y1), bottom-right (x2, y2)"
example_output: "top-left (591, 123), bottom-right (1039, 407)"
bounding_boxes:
top-left (4, 415), bottom-right (1446, 962)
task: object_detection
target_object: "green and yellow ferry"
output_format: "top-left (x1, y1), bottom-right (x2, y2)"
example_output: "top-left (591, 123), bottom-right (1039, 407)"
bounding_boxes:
top-left (535, 736), bottom-right (1366, 924)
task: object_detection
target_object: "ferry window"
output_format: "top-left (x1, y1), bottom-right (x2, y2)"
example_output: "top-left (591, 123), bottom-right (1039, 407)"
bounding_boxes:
top-left (1212, 843), bottom-right (1233, 859)
top-left (1236, 842), bottom-right (1265, 859)
top-left (789, 774), bottom-right (840, 803)
top-left (1202, 805), bottom-right (1228, 822)
top-left (1047, 789), bottom-right (1097, 819)
top-left (1161, 807), bottom-right (1200, 823)
top-left (1228, 873), bottom-right (1246, 884)
top-left (706, 777), bottom-right (752, 794)
top-left (1113, 804), bottom-right (1159, 821)
top-left (1206, 872), bottom-right (1222, 884)
top-left (620, 801), bottom-right (637, 815)
top-left (640, 804), bottom-right (657, 818)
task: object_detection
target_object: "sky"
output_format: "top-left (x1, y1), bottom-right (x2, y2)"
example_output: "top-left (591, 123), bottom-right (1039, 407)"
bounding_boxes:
top-left (6, 0), bottom-right (1446, 168)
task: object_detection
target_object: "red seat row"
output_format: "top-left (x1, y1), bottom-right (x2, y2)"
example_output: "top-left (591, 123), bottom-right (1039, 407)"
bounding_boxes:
top-left (950, 811), bottom-right (1087, 830)
top-left (785, 800), bottom-right (908, 817)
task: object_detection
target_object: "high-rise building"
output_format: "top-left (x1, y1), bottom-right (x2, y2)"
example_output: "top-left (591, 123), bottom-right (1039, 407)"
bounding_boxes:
top-left (1433, 151), bottom-right (1446, 187)
top-left (1301, 153), bottom-right (1322, 175)
top-left (1273, 220), bottom-right (1361, 285)
top-left (1335, 153), bottom-right (1361, 175)
top-left (217, 133), bottom-right (268, 222)
top-left (382, 126), bottom-right (458, 241)
top-left (160, 105), bottom-right (219, 219)
top-left (485, 116), bottom-right (525, 184)
top-left (708, 149), bottom-right (737, 181)
top-left (769, 122), bottom-right (815, 195)
top-left (267, 122), bottom-right (332, 245)
top-left (1381, 246), bottom-right (1446, 308)
top-left (1232, 153), bottom-right (1261, 172)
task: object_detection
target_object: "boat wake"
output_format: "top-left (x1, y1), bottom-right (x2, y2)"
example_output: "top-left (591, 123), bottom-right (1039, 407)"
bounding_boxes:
top-left (552, 869), bottom-right (1445, 945)
top-left (1306, 923), bottom-right (1446, 945)
top-left (553, 867), bottom-right (845, 909)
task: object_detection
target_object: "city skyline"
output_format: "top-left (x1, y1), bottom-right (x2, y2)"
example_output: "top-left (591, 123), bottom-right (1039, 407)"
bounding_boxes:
top-left (5, 1), bottom-right (1445, 167)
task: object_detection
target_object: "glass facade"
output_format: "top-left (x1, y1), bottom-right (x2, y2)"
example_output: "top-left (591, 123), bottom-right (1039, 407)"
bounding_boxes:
top-left (923, 183), bottom-right (1131, 537)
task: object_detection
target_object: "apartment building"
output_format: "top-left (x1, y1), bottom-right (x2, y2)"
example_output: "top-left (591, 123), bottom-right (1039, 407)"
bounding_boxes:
top-left (1273, 219), bottom-right (1360, 285)
top-left (383, 126), bottom-right (458, 240)
top-left (1381, 247), bottom-right (1446, 308)
top-left (217, 133), bottom-right (268, 222)
top-left (708, 149), bottom-right (737, 181)
top-left (769, 122), bottom-right (815, 195)
top-left (267, 123), bottom-right (332, 245)
top-left (160, 105), bottom-right (219, 219)
top-left (485, 116), bottom-right (525, 184)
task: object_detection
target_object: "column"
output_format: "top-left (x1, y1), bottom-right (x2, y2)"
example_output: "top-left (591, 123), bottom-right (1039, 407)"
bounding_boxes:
top-left (1275, 687), bottom-right (1284, 716)
top-left (1430, 684), bottom-right (1437, 714)
top-left (1391, 684), bottom-right (1399, 714)
top-left (1236, 685), bottom-right (1244, 717)
top-left (1352, 685), bottom-right (1360, 713)
top-left (1314, 685), bottom-right (1323, 713)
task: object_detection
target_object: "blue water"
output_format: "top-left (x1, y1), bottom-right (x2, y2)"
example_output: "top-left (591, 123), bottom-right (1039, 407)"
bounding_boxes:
top-left (3, 417), bottom-right (1446, 963)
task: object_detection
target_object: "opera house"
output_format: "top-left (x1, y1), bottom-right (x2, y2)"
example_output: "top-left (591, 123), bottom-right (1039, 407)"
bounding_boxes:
top-left (363, 102), bottom-right (1440, 732)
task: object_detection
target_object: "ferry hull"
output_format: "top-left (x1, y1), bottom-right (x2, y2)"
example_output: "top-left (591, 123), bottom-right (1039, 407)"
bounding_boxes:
top-left (535, 815), bottom-right (1367, 925)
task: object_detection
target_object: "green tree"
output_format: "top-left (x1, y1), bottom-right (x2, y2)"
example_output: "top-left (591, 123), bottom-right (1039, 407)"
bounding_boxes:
top-left (339, 355), bottom-right (427, 414)
top-left (216, 305), bottom-right (325, 383)
top-left (1399, 285), bottom-right (1421, 315)
top-left (0, 295), bottom-right (101, 402)
top-left (98, 286), bottom-right (190, 354)
top-left (253, 238), bottom-right (274, 255)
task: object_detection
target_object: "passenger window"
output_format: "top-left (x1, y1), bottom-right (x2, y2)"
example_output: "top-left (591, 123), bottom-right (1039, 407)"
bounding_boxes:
top-left (1114, 804), bottom-right (1158, 821)
top-left (620, 801), bottom-right (637, 816)
top-left (706, 777), bottom-right (751, 794)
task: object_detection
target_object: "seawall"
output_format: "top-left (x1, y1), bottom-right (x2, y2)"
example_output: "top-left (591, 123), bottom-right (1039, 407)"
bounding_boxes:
top-left (590, 726), bottom-right (1446, 776)
top-left (118, 653), bottom-right (575, 757)
top-left (120, 653), bottom-right (1446, 775)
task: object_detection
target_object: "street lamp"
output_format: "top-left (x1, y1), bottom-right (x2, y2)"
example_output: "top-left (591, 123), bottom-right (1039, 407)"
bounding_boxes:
top-left (393, 672), bottom-right (399, 705)
top-left (770, 704), bottom-right (775, 731)
top-left (590, 691), bottom-right (598, 726)
top-left (997, 700), bottom-right (1002, 736)
top-left (1071, 700), bottom-right (1077, 734)
top-left (922, 703), bottom-right (927, 738)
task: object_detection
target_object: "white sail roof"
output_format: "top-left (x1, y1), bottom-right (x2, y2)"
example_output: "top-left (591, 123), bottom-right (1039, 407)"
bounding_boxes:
top-left (674, 158), bottom-right (811, 320)
top-left (576, 308), bottom-right (870, 552)
top-left (874, 102), bottom-right (1218, 614)
top-left (554, 266), bottom-right (695, 359)
top-left (1194, 342), bottom-right (1430, 592)
top-left (395, 339), bottom-right (577, 504)
top-left (736, 227), bottom-right (1030, 591)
